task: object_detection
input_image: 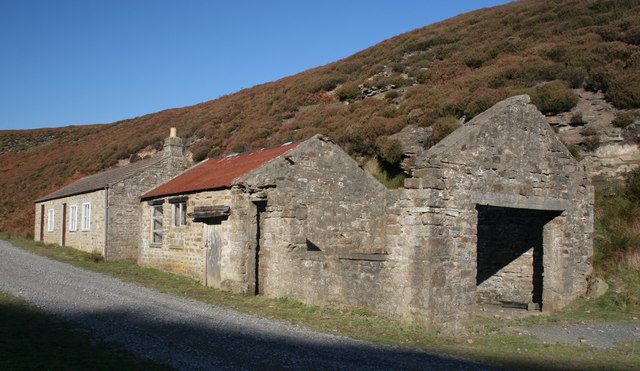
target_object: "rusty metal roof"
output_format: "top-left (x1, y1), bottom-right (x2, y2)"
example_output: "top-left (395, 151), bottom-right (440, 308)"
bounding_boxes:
top-left (35, 156), bottom-right (165, 203)
top-left (141, 141), bottom-right (301, 199)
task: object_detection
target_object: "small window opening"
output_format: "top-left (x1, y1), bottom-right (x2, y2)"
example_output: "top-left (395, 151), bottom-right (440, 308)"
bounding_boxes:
top-left (47, 209), bottom-right (55, 232)
top-left (173, 201), bottom-right (186, 227)
top-left (152, 205), bottom-right (163, 243)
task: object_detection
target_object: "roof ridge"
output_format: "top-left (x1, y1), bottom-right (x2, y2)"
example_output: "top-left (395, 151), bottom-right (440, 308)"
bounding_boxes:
top-left (141, 139), bottom-right (306, 199)
top-left (35, 155), bottom-right (165, 203)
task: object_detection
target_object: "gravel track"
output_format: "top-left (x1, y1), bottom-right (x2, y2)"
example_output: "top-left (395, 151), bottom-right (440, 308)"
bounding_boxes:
top-left (0, 240), bottom-right (495, 370)
top-left (512, 322), bottom-right (640, 348)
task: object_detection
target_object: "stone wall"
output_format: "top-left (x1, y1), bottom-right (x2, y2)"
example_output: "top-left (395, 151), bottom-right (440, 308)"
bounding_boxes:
top-left (139, 189), bottom-right (258, 293)
top-left (236, 137), bottom-right (396, 313)
top-left (134, 97), bottom-right (594, 334)
top-left (390, 95), bottom-right (593, 332)
top-left (34, 190), bottom-right (107, 254)
top-left (107, 155), bottom-right (190, 262)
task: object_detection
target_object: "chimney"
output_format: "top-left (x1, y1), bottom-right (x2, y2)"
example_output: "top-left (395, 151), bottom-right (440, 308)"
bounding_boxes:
top-left (163, 127), bottom-right (183, 157)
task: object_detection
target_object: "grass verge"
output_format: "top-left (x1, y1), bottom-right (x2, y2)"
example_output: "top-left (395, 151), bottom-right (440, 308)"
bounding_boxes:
top-left (1, 233), bottom-right (639, 370)
top-left (0, 290), bottom-right (168, 370)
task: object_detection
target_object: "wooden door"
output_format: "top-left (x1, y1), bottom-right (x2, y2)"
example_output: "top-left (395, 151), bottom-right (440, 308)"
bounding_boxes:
top-left (204, 223), bottom-right (221, 287)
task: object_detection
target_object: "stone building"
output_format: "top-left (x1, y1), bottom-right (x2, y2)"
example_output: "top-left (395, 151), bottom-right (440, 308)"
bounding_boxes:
top-left (139, 136), bottom-right (390, 295)
top-left (139, 95), bottom-right (593, 332)
top-left (389, 95), bottom-right (593, 331)
top-left (34, 128), bottom-right (191, 261)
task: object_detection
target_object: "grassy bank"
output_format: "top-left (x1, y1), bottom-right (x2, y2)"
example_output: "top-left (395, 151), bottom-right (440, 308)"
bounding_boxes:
top-left (2, 233), bottom-right (639, 370)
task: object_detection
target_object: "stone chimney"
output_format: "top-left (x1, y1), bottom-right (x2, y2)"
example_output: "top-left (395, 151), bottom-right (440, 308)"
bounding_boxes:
top-left (163, 127), bottom-right (183, 157)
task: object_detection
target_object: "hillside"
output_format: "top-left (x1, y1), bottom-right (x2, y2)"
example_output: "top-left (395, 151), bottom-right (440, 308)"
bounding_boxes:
top-left (1, 0), bottom-right (640, 235)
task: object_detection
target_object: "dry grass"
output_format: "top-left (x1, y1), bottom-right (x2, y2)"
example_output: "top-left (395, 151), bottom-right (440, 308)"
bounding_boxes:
top-left (2, 0), bottom-right (639, 235)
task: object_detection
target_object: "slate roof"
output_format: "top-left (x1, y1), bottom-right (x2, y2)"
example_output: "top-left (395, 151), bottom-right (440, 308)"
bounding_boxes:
top-left (35, 156), bottom-right (165, 203)
top-left (141, 141), bottom-right (302, 200)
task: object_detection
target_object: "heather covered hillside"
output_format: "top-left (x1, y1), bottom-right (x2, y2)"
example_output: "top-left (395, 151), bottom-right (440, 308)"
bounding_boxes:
top-left (2, 0), bottom-right (640, 235)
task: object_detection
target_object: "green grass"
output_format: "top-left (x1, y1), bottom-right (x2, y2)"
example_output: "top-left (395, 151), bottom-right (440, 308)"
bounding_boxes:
top-left (2, 233), bottom-right (640, 370)
top-left (594, 189), bottom-right (640, 271)
top-left (372, 171), bottom-right (408, 189)
top-left (0, 290), bottom-right (168, 370)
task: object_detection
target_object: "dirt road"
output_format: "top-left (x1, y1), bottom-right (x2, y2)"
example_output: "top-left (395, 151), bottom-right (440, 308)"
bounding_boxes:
top-left (0, 240), bottom-right (495, 370)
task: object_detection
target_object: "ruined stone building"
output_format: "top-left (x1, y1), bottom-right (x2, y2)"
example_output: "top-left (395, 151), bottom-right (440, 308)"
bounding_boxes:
top-left (34, 129), bottom-right (191, 261)
top-left (33, 95), bottom-right (593, 331)
top-left (138, 95), bottom-right (593, 332)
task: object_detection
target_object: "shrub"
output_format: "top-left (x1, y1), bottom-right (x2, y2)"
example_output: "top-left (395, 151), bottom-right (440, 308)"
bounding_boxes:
top-left (605, 73), bottom-right (640, 109)
top-left (580, 126), bottom-right (598, 136)
top-left (378, 138), bottom-right (404, 166)
top-left (431, 116), bottom-right (461, 144)
top-left (625, 167), bottom-right (640, 201)
top-left (529, 81), bottom-right (579, 115)
top-left (336, 82), bottom-right (361, 101)
top-left (582, 135), bottom-right (601, 151)
top-left (559, 66), bottom-right (587, 88)
top-left (306, 74), bottom-right (348, 93)
top-left (464, 88), bottom-right (509, 119)
top-left (562, 140), bottom-right (582, 160)
top-left (385, 91), bottom-right (400, 100)
top-left (378, 107), bottom-right (400, 118)
top-left (611, 111), bottom-right (640, 128)
top-left (190, 141), bottom-right (211, 162)
top-left (571, 112), bottom-right (586, 125)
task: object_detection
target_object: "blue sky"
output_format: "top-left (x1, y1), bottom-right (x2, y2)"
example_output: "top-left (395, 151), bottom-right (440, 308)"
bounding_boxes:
top-left (0, 1), bottom-right (512, 130)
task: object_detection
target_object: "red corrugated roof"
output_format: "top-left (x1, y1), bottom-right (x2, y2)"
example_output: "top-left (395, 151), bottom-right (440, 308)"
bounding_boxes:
top-left (141, 141), bottom-right (301, 199)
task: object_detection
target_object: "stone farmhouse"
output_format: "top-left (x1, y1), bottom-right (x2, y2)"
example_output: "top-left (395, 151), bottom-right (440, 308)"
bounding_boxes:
top-left (138, 95), bottom-right (593, 332)
top-left (34, 129), bottom-right (191, 261)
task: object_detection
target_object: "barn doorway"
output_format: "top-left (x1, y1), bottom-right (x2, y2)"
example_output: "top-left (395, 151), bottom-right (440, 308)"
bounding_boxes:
top-left (475, 205), bottom-right (561, 310)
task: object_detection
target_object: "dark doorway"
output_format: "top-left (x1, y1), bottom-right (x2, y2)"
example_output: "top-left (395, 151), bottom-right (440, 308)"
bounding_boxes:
top-left (40, 204), bottom-right (45, 242)
top-left (476, 205), bottom-right (560, 309)
top-left (253, 201), bottom-right (267, 295)
top-left (62, 203), bottom-right (67, 246)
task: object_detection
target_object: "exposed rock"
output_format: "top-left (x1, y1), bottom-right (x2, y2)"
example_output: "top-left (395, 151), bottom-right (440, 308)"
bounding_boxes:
top-left (583, 144), bottom-right (640, 189)
top-left (550, 89), bottom-right (640, 189)
top-left (586, 276), bottom-right (609, 299)
top-left (389, 125), bottom-right (433, 172)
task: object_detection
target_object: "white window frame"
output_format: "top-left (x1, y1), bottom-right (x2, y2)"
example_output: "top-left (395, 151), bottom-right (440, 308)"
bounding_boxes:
top-left (69, 204), bottom-right (78, 232)
top-left (47, 208), bottom-right (55, 232)
top-left (81, 202), bottom-right (91, 231)
top-left (152, 205), bottom-right (163, 244)
top-left (173, 201), bottom-right (186, 227)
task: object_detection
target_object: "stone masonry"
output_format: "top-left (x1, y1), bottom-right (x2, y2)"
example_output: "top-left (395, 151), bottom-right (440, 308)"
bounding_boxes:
top-left (139, 96), bottom-right (593, 333)
top-left (34, 189), bottom-right (107, 254)
top-left (35, 129), bottom-right (191, 262)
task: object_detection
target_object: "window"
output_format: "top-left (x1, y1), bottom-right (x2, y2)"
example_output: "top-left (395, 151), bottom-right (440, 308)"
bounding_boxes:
top-left (47, 208), bottom-right (55, 232)
top-left (69, 205), bottom-right (77, 231)
top-left (152, 205), bottom-right (163, 243)
top-left (173, 201), bottom-right (186, 227)
top-left (81, 203), bottom-right (91, 231)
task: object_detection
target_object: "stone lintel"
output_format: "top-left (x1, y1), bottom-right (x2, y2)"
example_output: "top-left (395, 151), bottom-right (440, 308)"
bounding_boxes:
top-left (471, 192), bottom-right (568, 211)
top-left (188, 205), bottom-right (230, 219)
